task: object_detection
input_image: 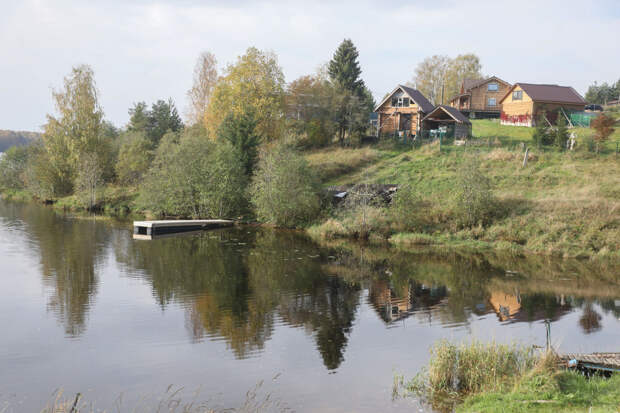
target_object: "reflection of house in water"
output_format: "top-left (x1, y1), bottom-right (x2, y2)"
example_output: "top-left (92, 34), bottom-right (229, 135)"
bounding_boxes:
top-left (369, 279), bottom-right (447, 324)
top-left (488, 290), bottom-right (572, 323)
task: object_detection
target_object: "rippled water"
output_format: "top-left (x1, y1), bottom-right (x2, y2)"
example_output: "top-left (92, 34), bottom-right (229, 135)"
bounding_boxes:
top-left (1, 200), bottom-right (619, 412)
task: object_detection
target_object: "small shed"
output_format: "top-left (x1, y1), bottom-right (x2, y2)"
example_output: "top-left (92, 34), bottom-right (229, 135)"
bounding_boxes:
top-left (421, 105), bottom-right (472, 139)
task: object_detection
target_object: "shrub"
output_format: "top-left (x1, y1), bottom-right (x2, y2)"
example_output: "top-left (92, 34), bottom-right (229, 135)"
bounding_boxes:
top-left (389, 183), bottom-right (422, 231)
top-left (251, 142), bottom-right (321, 227)
top-left (453, 158), bottom-right (495, 228)
top-left (591, 113), bottom-right (616, 153)
top-left (139, 133), bottom-right (247, 218)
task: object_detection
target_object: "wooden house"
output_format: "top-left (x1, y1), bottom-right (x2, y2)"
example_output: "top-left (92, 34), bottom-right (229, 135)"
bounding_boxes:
top-left (374, 85), bottom-right (434, 137)
top-left (499, 83), bottom-right (586, 127)
top-left (421, 105), bottom-right (472, 139)
top-left (448, 76), bottom-right (511, 118)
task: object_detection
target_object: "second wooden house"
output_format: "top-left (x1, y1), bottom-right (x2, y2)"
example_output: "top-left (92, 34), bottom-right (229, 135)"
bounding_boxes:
top-left (374, 85), bottom-right (435, 137)
top-left (499, 83), bottom-right (586, 127)
top-left (448, 76), bottom-right (511, 119)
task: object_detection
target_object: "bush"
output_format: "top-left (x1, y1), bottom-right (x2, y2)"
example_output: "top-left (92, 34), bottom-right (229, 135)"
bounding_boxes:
top-left (453, 158), bottom-right (495, 228)
top-left (389, 183), bottom-right (422, 231)
top-left (251, 142), bottom-right (321, 227)
top-left (138, 132), bottom-right (247, 218)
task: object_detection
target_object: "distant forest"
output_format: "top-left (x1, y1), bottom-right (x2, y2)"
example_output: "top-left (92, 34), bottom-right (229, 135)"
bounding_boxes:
top-left (0, 130), bottom-right (41, 152)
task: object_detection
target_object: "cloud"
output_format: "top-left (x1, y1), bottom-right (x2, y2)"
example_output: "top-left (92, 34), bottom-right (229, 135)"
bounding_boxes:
top-left (0, 0), bottom-right (618, 131)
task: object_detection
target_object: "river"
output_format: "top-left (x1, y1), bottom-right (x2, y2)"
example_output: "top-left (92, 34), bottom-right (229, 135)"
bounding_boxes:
top-left (1, 199), bottom-right (619, 412)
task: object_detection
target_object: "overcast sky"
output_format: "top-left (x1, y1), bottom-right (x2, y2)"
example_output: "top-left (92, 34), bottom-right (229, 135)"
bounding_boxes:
top-left (1, 0), bottom-right (619, 131)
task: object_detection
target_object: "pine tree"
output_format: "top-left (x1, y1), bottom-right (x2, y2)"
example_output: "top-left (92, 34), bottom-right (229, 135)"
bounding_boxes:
top-left (328, 39), bottom-right (364, 94)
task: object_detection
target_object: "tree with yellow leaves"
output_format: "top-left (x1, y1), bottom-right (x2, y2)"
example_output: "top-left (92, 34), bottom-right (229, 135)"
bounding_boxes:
top-left (205, 47), bottom-right (286, 140)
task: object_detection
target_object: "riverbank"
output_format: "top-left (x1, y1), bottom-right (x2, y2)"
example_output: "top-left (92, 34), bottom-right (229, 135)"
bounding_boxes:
top-left (395, 340), bottom-right (620, 412)
top-left (306, 119), bottom-right (620, 259)
top-left (2, 118), bottom-right (619, 259)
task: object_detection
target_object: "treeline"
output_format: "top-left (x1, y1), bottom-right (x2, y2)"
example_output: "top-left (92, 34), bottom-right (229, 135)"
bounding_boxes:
top-left (0, 130), bottom-right (41, 152)
top-left (585, 79), bottom-right (620, 104)
top-left (0, 39), bottom-right (374, 225)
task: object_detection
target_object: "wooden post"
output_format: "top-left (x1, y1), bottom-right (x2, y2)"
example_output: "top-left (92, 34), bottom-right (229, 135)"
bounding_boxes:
top-left (522, 147), bottom-right (529, 168)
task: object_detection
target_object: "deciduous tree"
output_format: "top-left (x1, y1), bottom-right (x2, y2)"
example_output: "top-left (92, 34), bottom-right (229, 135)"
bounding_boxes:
top-left (412, 54), bottom-right (482, 105)
top-left (187, 51), bottom-right (218, 125)
top-left (206, 47), bottom-right (285, 140)
top-left (42, 65), bottom-right (104, 195)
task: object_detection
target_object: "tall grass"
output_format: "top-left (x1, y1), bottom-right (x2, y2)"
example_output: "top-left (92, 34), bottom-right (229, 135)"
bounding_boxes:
top-left (395, 340), bottom-right (541, 411)
top-left (426, 340), bottom-right (537, 395)
top-left (24, 381), bottom-right (290, 413)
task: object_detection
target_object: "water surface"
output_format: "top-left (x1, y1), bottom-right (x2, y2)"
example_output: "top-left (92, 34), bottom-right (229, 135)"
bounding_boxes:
top-left (1, 200), bottom-right (619, 412)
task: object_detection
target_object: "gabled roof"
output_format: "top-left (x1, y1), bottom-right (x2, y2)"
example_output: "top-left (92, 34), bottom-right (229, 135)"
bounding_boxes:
top-left (463, 76), bottom-right (510, 91)
top-left (500, 83), bottom-right (586, 105)
top-left (422, 105), bottom-right (471, 124)
top-left (451, 76), bottom-right (511, 102)
top-left (374, 84), bottom-right (434, 113)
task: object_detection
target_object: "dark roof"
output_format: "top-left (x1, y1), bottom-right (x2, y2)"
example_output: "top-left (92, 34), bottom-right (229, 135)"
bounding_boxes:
top-left (422, 105), bottom-right (471, 124)
top-left (463, 78), bottom-right (485, 90)
top-left (399, 85), bottom-right (435, 113)
top-left (450, 76), bottom-right (511, 103)
top-left (503, 83), bottom-right (586, 104)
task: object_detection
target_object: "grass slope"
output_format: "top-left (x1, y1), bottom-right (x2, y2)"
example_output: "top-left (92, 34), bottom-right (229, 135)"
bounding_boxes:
top-left (308, 118), bottom-right (620, 258)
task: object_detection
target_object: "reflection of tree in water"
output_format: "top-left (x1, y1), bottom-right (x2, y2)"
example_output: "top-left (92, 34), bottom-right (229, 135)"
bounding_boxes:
top-left (247, 231), bottom-right (360, 370)
top-left (12, 203), bottom-right (107, 336)
top-left (579, 302), bottom-right (602, 334)
top-left (115, 228), bottom-right (361, 369)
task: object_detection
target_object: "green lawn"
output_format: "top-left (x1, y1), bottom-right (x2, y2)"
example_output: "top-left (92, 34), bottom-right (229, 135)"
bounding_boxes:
top-left (460, 371), bottom-right (620, 413)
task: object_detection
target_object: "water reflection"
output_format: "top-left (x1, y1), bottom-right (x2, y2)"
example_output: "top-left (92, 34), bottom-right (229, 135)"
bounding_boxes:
top-left (2, 199), bottom-right (620, 367)
top-left (1, 202), bottom-right (108, 336)
top-left (115, 229), bottom-right (361, 369)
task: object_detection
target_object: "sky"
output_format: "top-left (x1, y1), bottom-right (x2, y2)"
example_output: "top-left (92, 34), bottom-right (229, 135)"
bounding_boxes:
top-left (1, 0), bottom-right (619, 132)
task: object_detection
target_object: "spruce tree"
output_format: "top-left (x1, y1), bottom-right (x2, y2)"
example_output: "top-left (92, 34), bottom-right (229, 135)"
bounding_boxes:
top-left (217, 109), bottom-right (261, 176)
top-left (554, 111), bottom-right (569, 149)
top-left (532, 112), bottom-right (550, 148)
top-left (328, 39), bottom-right (364, 94)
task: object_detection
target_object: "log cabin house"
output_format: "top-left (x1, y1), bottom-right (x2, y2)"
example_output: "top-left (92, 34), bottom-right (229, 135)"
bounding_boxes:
top-left (448, 76), bottom-right (511, 118)
top-left (499, 83), bottom-right (586, 127)
top-left (373, 85), bottom-right (434, 137)
top-left (421, 105), bottom-right (472, 139)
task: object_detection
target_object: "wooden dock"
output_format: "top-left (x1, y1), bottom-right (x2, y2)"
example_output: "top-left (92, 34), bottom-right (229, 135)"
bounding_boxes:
top-left (561, 353), bottom-right (620, 373)
top-left (133, 219), bottom-right (234, 240)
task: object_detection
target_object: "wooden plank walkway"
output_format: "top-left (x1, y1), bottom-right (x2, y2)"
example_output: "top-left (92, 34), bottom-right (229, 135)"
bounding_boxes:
top-left (133, 219), bottom-right (234, 240)
top-left (561, 353), bottom-right (620, 373)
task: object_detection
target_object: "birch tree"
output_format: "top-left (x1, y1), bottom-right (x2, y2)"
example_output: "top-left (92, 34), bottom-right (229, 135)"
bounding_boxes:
top-left (186, 51), bottom-right (218, 125)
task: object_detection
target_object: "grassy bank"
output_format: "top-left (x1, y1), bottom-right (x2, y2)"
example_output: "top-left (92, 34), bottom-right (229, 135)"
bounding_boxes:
top-left (396, 340), bottom-right (620, 412)
top-left (307, 118), bottom-right (620, 259)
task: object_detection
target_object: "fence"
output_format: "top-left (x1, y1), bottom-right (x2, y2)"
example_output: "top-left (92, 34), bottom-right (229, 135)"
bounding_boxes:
top-left (568, 111), bottom-right (598, 127)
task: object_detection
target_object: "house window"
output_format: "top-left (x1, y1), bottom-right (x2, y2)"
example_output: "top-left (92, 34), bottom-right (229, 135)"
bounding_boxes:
top-left (391, 97), bottom-right (410, 107)
top-left (488, 98), bottom-right (497, 106)
top-left (488, 83), bottom-right (499, 91)
top-left (513, 90), bottom-right (523, 100)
